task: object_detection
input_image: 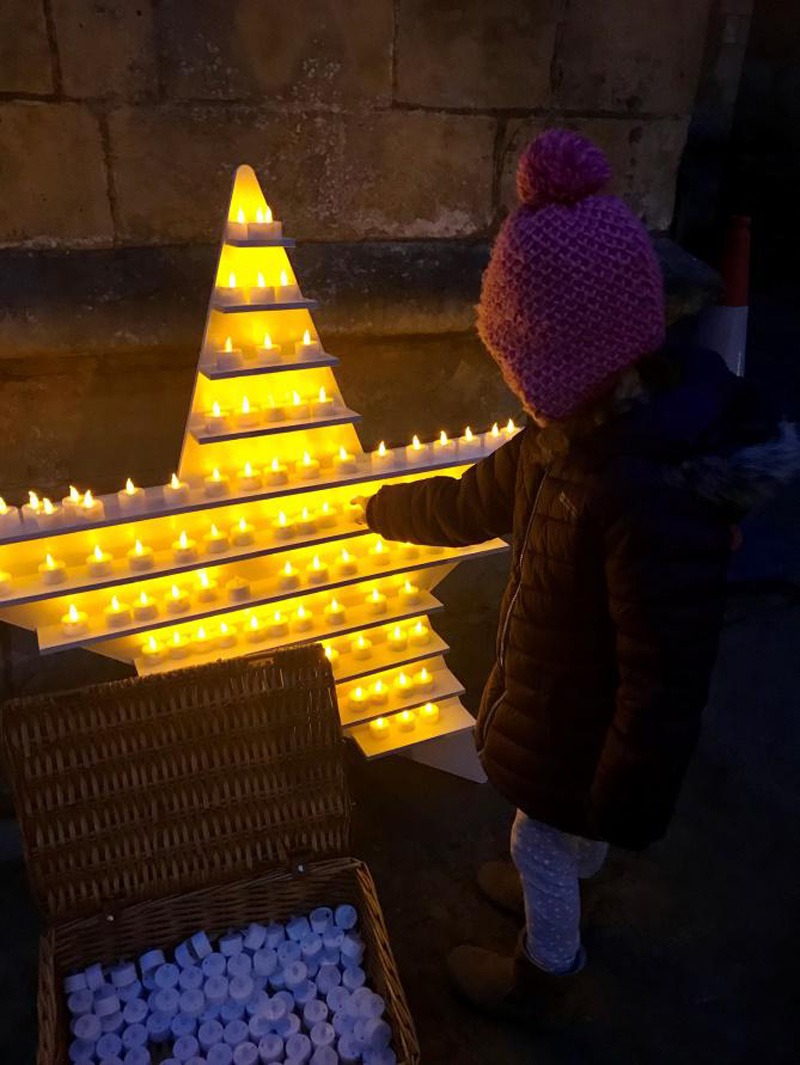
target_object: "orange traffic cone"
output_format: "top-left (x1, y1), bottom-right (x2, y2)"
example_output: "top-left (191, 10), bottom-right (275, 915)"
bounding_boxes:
top-left (694, 215), bottom-right (750, 376)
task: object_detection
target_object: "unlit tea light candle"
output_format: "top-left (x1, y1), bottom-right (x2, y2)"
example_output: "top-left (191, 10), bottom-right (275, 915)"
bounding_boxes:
top-left (263, 396), bottom-right (284, 423)
top-left (227, 576), bottom-right (251, 602)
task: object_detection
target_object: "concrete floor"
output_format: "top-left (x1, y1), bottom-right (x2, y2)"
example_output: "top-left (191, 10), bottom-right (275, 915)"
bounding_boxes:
top-left (1, 288), bottom-right (798, 1063)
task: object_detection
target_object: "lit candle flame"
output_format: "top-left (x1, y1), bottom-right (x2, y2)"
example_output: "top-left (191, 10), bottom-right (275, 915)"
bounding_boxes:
top-left (339, 446), bottom-right (348, 460)
top-left (354, 687), bottom-right (365, 700)
top-left (374, 540), bottom-right (383, 553)
top-left (273, 610), bottom-right (282, 623)
top-left (413, 621), bottom-right (425, 634)
top-left (277, 511), bottom-right (287, 526)
top-left (256, 207), bottom-right (263, 224)
top-left (341, 549), bottom-right (352, 562)
top-left (378, 441), bottom-right (386, 456)
top-left (171, 585), bottom-right (181, 599)
top-left (392, 626), bottom-right (402, 639)
top-left (220, 623), bottom-right (229, 635)
top-left (374, 717), bottom-right (387, 730)
top-left (324, 645), bottom-right (335, 660)
top-left (68, 604), bottom-right (79, 623)
top-left (321, 502), bottom-right (330, 515)
top-left (126, 478), bottom-right (136, 494)
top-left (283, 561), bottom-right (293, 575)
top-left (172, 632), bottom-right (182, 646)
top-left (139, 592), bottom-right (148, 605)
top-left (302, 452), bottom-right (312, 466)
top-left (93, 545), bottom-right (104, 561)
top-left (238, 518), bottom-right (248, 532)
top-left (506, 417), bottom-right (516, 433)
top-left (148, 635), bottom-right (157, 650)
top-left (355, 635), bottom-right (367, 649)
top-left (271, 458), bottom-right (280, 471)
top-left (297, 605), bottom-right (307, 619)
top-left (198, 571), bottom-right (210, 588)
top-left (292, 391), bottom-right (302, 406)
top-left (241, 397), bottom-right (251, 414)
top-left (28, 491), bottom-right (40, 510)
top-left (399, 711), bottom-right (413, 725)
top-left (224, 336), bottom-right (233, 353)
top-left (398, 673), bottom-right (409, 687)
top-left (280, 270), bottom-right (288, 287)
top-left (236, 207), bottom-right (245, 224)
top-left (0, 497), bottom-right (6, 514)
top-left (303, 329), bottom-right (311, 345)
top-left (420, 667), bottom-right (430, 682)
top-left (197, 626), bottom-right (207, 640)
top-left (257, 272), bottom-right (265, 288)
top-left (330, 598), bottom-right (340, 610)
top-left (318, 386), bottom-right (327, 402)
top-left (228, 272), bottom-right (237, 289)
top-left (69, 485), bottom-right (81, 503)
top-left (439, 430), bottom-right (448, 445)
top-left (312, 556), bottom-right (321, 569)
top-left (211, 524), bottom-right (220, 537)
top-left (263, 332), bottom-right (272, 349)
top-left (134, 539), bottom-right (143, 555)
top-left (43, 498), bottom-right (55, 515)
top-left (212, 401), bottom-right (221, 418)
top-left (265, 205), bottom-right (273, 223)
top-left (301, 507), bottom-right (310, 520)
top-left (45, 553), bottom-right (55, 569)
top-left (404, 580), bottom-right (412, 592)
top-left (464, 426), bottom-right (474, 441)
top-left (111, 596), bottom-right (120, 611)
top-left (369, 589), bottom-right (380, 602)
top-left (179, 530), bottom-right (188, 548)
top-left (250, 616), bottom-right (259, 630)
top-left (170, 473), bottom-right (181, 489)
top-left (83, 490), bottom-right (94, 508)
top-left (412, 435), bottom-right (421, 450)
top-left (491, 422), bottom-right (500, 437)
top-left (374, 680), bottom-right (385, 693)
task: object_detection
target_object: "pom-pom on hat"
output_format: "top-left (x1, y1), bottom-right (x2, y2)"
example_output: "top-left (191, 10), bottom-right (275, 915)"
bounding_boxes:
top-left (477, 129), bottom-right (665, 420)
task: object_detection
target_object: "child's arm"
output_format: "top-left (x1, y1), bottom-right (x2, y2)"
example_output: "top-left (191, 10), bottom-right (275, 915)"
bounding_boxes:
top-left (364, 428), bottom-right (526, 546)
top-left (588, 485), bottom-right (730, 849)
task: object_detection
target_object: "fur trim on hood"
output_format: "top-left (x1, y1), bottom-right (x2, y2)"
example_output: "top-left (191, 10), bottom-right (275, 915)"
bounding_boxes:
top-left (670, 421), bottom-right (800, 514)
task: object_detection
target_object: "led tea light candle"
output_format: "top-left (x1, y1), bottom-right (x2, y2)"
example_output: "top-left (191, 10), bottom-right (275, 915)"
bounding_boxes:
top-left (272, 510), bottom-right (293, 540)
top-left (399, 541), bottom-right (419, 560)
top-left (230, 517), bottom-right (255, 546)
top-left (169, 630), bottom-right (190, 659)
top-left (246, 615), bottom-right (266, 644)
top-left (368, 539), bottom-right (390, 567)
top-left (227, 207), bottom-right (248, 241)
top-left (276, 269), bottom-right (300, 303)
top-left (217, 621), bottom-right (237, 648)
top-left (458, 425), bottom-right (483, 456)
top-left (307, 555), bottom-right (328, 584)
top-left (263, 394), bottom-right (284, 423)
top-left (61, 485), bottom-right (83, 514)
top-left (333, 445), bottom-right (358, 474)
top-left (193, 625), bottom-right (212, 654)
top-left (394, 671), bottom-right (412, 695)
top-left (414, 666), bottom-right (434, 692)
top-left (218, 271), bottom-right (246, 306)
top-left (397, 709), bottom-right (416, 733)
top-left (36, 497), bottom-right (61, 529)
top-left (196, 570), bottom-right (218, 602)
top-left (87, 543), bottom-right (113, 578)
top-left (205, 401), bottom-right (229, 434)
top-left (132, 590), bottom-right (158, 621)
top-left (167, 583), bottom-right (190, 614)
top-left (237, 461), bottom-right (262, 492)
top-left (311, 386), bottom-right (334, 419)
top-left (349, 686), bottom-right (368, 713)
top-left (334, 548), bottom-right (357, 579)
top-left (503, 417), bottom-right (518, 439)
top-left (387, 624), bottom-right (407, 652)
top-left (419, 701), bottom-right (441, 725)
top-left (278, 560), bottom-right (300, 591)
top-left (298, 451), bottom-right (320, 480)
top-left (62, 603), bottom-right (88, 637)
top-left (22, 491), bottom-right (42, 525)
top-left (141, 634), bottom-right (166, 664)
top-left (257, 331), bottom-right (279, 362)
top-left (248, 204), bottom-right (281, 240)
top-left (292, 604), bottom-right (313, 632)
top-left (227, 576), bottom-right (251, 602)
top-left (118, 477), bottom-right (145, 511)
top-left (254, 271), bottom-right (275, 304)
top-left (323, 643), bottom-right (339, 667)
top-left (265, 458), bottom-right (288, 486)
top-left (217, 335), bottom-right (243, 371)
top-left (0, 570), bottom-right (11, 596)
top-left (405, 434), bottom-right (428, 465)
top-left (268, 610), bottom-right (288, 637)
top-left (317, 501), bottom-right (336, 528)
top-left (79, 489), bottom-right (105, 521)
top-left (205, 522), bottom-right (229, 553)
top-left (365, 588), bottom-right (387, 615)
top-left (370, 680), bottom-right (388, 707)
top-left (409, 620), bottom-right (431, 646)
top-left (173, 530), bottom-right (198, 564)
top-left (204, 467), bottom-right (230, 498)
top-left (296, 506), bottom-right (315, 535)
top-left (324, 598), bottom-right (345, 625)
top-left (370, 441), bottom-right (395, 473)
top-left (398, 579), bottom-right (421, 606)
top-left (164, 472), bottom-right (190, 506)
top-left (296, 328), bottom-right (321, 358)
top-left (485, 422), bottom-right (502, 449)
top-left (0, 497), bottom-right (20, 535)
top-left (351, 634), bottom-right (372, 660)
top-left (104, 595), bottom-right (131, 628)
top-left (288, 390), bottom-right (309, 421)
top-left (433, 429), bottom-right (455, 458)
top-left (369, 717), bottom-right (390, 740)
top-left (236, 396), bottom-right (260, 429)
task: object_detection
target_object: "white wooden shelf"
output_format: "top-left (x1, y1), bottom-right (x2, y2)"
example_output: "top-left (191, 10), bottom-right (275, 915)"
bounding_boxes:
top-left (336, 661), bottom-right (463, 729)
top-left (0, 522), bottom-right (367, 609)
top-left (330, 632), bottom-right (449, 684)
top-left (212, 296), bottom-right (318, 314)
top-left (190, 406), bottom-right (360, 444)
top-left (130, 596), bottom-right (444, 674)
top-left (345, 697), bottom-right (476, 759)
top-left (199, 352), bottom-right (338, 381)
top-left (35, 539), bottom-right (505, 653)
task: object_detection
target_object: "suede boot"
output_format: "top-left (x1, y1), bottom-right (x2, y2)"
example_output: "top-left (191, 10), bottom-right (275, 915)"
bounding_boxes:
top-left (447, 930), bottom-right (601, 1027)
top-left (477, 860), bottom-right (601, 929)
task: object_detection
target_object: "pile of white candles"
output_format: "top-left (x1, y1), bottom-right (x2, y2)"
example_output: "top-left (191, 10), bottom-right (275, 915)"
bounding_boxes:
top-left (63, 905), bottom-right (396, 1065)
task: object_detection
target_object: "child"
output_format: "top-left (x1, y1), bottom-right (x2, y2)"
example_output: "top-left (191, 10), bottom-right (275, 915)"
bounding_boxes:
top-left (355, 130), bottom-right (799, 1024)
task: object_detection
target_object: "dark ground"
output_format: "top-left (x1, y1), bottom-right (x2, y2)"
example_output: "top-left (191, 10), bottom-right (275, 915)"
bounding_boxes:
top-left (1, 287), bottom-right (799, 1063)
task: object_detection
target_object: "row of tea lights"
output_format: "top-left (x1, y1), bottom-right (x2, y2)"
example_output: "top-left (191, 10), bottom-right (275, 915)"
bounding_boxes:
top-left (214, 270), bottom-right (304, 307)
top-left (136, 615), bottom-right (433, 667)
top-left (367, 703), bottom-right (441, 739)
top-left (202, 387), bottom-right (338, 435)
top-left (0, 420), bottom-right (519, 535)
top-left (345, 667), bottom-right (437, 712)
top-left (226, 204), bottom-right (283, 241)
top-left (57, 573), bottom-right (427, 639)
top-left (213, 330), bottom-right (323, 370)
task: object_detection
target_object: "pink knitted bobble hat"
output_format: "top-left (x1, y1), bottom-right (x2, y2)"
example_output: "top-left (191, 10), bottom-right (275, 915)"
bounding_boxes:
top-left (477, 129), bottom-right (665, 420)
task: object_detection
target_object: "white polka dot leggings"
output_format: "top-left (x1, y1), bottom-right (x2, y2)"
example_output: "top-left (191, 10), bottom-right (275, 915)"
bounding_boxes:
top-left (510, 809), bottom-right (609, 974)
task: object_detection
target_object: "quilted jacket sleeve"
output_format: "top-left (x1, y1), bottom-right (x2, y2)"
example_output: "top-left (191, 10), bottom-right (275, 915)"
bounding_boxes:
top-left (365, 429), bottom-right (525, 547)
top-left (588, 476), bottom-right (730, 848)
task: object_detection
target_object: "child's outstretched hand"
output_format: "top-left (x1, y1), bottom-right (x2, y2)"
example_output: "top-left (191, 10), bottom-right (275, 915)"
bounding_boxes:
top-left (350, 496), bottom-right (369, 525)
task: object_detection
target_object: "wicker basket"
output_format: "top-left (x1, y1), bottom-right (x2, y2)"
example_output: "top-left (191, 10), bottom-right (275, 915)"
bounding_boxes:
top-left (1, 644), bottom-right (419, 1065)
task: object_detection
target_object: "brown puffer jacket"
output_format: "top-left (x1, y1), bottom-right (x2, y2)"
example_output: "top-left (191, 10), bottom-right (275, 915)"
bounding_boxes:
top-left (365, 348), bottom-right (797, 849)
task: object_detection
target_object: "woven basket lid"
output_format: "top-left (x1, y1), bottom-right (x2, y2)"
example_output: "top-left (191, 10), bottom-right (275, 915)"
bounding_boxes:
top-left (0, 644), bottom-right (350, 924)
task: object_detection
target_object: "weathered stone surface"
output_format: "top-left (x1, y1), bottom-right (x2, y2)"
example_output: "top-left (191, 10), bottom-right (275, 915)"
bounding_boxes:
top-left (109, 107), bottom-right (495, 242)
top-left (553, 0), bottom-right (714, 114)
top-left (499, 116), bottom-right (690, 230)
top-left (0, 0), bottom-right (53, 94)
top-left (0, 103), bottom-right (112, 246)
top-left (51, 0), bottom-right (156, 98)
top-left (395, 0), bottom-right (559, 109)
top-left (158, 0), bottom-right (392, 104)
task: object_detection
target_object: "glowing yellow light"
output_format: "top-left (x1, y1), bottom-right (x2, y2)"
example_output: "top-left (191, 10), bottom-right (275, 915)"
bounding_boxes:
top-left (68, 604), bottom-right (79, 623)
top-left (413, 621), bottom-right (425, 635)
top-left (224, 336), bottom-right (233, 353)
top-left (265, 205), bottom-right (273, 223)
top-left (420, 667), bottom-right (431, 682)
top-left (134, 540), bottom-right (144, 555)
top-left (45, 554), bottom-right (55, 569)
top-left (178, 531), bottom-right (189, 549)
top-left (297, 605), bottom-right (308, 619)
top-left (228, 272), bottom-right (237, 289)
top-left (330, 598), bottom-right (340, 610)
top-left (318, 386), bottom-right (327, 401)
top-left (506, 417), bottom-right (516, 433)
top-left (69, 485), bottom-right (81, 503)
top-left (110, 596), bottom-right (120, 611)
top-left (273, 610), bottom-right (282, 623)
top-left (439, 430), bottom-right (448, 445)
top-left (302, 452), bottom-right (312, 466)
top-left (412, 435), bottom-right (421, 450)
top-left (403, 580), bottom-right (413, 592)
top-left (92, 544), bottom-right (103, 561)
top-left (0, 497), bottom-right (6, 514)
top-left (374, 540), bottom-right (384, 553)
top-left (280, 270), bottom-right (289, 287)
top-left (256, 207), bottom-right (264, 224)
top-left (397, 672), bottom-right (410, 688)
top-left (355, 635), bottom-right (368, 649)
top-left (28, 491), bottom-right (40, 510)
top-left (198, 571), bottom-right (210, 588)
top-left (197, 626), bottom-right (207, 640)
top-left (491, 422), bottom-right (500, 437)
top-left (212, 401), bottom-right (221, 417)
top-left (339, 446), bottom-right (348, 460)
top-left (263, 332), bottom-right (272, 349)
top-left (277, 511), bottom-right (287, 527)
top-left (257, 272), bottom-right (265, 288)
top-left (378, 441), bottom-right (387, 456)
top-left (210, 523), bottom-right (220, 537)
top-left (172, 632), bottom-right (182, 646)
top-left (292, 391), bottom-right (302, 406)
top-left (241, 397), bottom-right (251, 414)
top-left (271, 459), bottom-right (280, 472)
top-left (369, 589), bottom-right (381, 603)
top-left (83, 490), bottom-right (95, 508)
top-left (125, 478), bottom-right (136, 495)
top-left (250, 616), bottom-right (259, 630)
top-left (392, 626), bottom-right (402, 639)
top-left (220, 622), bottom-right (229, 635)
top-left (464, 426), bottom-right (474, 441)
top-left (324, 645), bottom-right (335, 661)
top-left (43, 498), bottom-right (55, 515)
top-left (148, 635), bottom-right (157, 651)
top-left (212, 468), bottom-right (221, 482)
top-left (311, 556), bottom-right (322, 570)
top-left (170, 473), bottom-right (181, 489)
top-left (303, 329), bottom-right (311, 345)
top-left (236, 207), bottom-right (245, 224)
top-left (238, 518), bottom-right (248, 532)
top-left (139, 592), bottom-right (149, 606)
top-left (341, 549), bottom-right (352, 562)
top-left (171, 585), bottom-right (181, 599)
top-left (301, 507), bottom-right (310, 520)
top-left (321, 502), bottom-right (331, 517)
